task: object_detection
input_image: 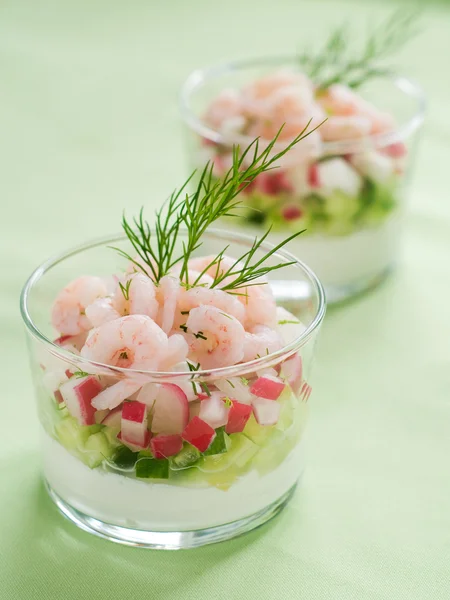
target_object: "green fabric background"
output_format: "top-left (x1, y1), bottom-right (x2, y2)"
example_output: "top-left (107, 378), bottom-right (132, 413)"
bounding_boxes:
top-left (2, 0), bottom-right (449, 598)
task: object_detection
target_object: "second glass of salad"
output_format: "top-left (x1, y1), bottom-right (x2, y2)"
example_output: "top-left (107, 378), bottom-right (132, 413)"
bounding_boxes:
top-left (180, 12), bottom-right (425, 302)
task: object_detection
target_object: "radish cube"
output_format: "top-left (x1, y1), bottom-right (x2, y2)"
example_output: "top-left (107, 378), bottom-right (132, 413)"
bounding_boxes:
top-left (250, 375), bottom-right (286, 400)
top-left (216, 377), bottom-right (252, 404)
top-left (151, 383), bottom-right (189, 435)
top-left (91, 379), bottom-right (142, 410)
top-left (59, 376), bottom-right (102, 425)
top-left (121, 401), bottom-right (148, 447)
top-left (281, 353), bottom-right (303, 393)
top-left (101, 405), bottom-right (122, 428)
top-left (42, 369), bottom-right (69, 401)
top-left (252, 397), bottom-right (281, 426)
top-left (182, 417), bottom-right (216, 452)
top-left (199, 392), bottom-right (229, 429)
top-left (226, 401), bottom-right (252, 434)
top-left (151, 435), bottom-right (183, 459)
top-left (307, 163), bottom-right (320, 187)
top-left (118, 430), bottom-right (151, 452)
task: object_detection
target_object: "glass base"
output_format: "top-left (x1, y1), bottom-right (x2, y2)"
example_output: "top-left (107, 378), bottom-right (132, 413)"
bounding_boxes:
top-left (45, 480), bottom-right (297, 549)
top-left (324, 265), bottom-right (392, 305)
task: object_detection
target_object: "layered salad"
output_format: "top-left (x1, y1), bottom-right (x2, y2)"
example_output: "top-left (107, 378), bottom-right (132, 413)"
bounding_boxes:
top-left (34, 131), bottom-right (322, 531)
top-left (183, 12), bottom-right (422, 298)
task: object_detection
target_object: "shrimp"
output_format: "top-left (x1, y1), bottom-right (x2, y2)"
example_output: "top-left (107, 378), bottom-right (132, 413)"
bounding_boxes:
top-left (203, 88), bottom-right (243, 129)
top-left (113, 273), bottom-right (159, 320)
top-left (185, 306), bottom-right (245, 369)
top-left (188, 255), bottom-right (243, 287)
top-left (242, 69), bottom-right (313, 103)
top-left (176, 286), bottom-right (245, 328)
top-left (238, 281), bottom-right (277, 328)
top-left (320, 115), bottom-right (372, 142)
top-left (85, 297), bottom-right (120, 328)
top-left (317, 84), bottom-right (395, 135)
top-left (159, 334), bottom-right (189, 371)
top-left (51, 276), bottom-right (108, 335)
top-left (242, 325), bottom-right (283, 362)
top-left (81, 314), bottom-right (168, 371)
top-left (155, 275), bottom-right (180, 333)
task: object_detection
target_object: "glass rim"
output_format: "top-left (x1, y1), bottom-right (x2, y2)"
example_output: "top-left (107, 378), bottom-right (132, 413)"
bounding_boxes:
top-left (20, 227), bottom-right (326, 381)
top-left (179, 54), bottom-right (426, 155)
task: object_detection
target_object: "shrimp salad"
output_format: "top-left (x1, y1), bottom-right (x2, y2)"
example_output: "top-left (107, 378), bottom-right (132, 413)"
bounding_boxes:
top-left (195, 68), bottom-right (407, 237)
top-left (39, 256), bottom-right (312, 489)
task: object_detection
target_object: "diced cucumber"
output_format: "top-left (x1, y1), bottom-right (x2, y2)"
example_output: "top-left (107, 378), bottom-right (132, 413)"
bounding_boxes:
top-left (103, 426), bottom-right (121, 448)
top-left (111, 446), bottom-right (138, 470)
top-left (199, 433), bottom-right (258, 473)
top-left (203, 427), bottom-right (230, 456)
top-left (81, 432), bottom-right (113, 469)
top-left (243, 414), bottom-right (275, 445)
top-left (276, 393), bottom-right (297, 432)
top-left (170, 443), bottom-right (201, 470)
top-left (136, 458), bottom-right (169, 479)
top-left (55, 417), bottom-right (100, 451)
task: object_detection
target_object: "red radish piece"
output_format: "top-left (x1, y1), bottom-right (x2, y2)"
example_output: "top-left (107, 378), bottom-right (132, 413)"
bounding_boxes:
top-left (118, 430), bottom-right (151, 452)
top-left (182, 417), bottom-right (216, 452)
top-left (250, 375), bottom-right (286, 401)
top-left (150, 435), bottom-right (183, 459)
top-left (151, 383), bottom-right (189, 435)
top-left (91, 379), bottom-right (141, 410)
top-left (199, 392), bottom-right (229, 429)
top-left (216, 377), bottom-right (252, 404)
top-left (281, 353), bottom-right (303, 393)
top-left (121, 401), bottom-right (148, 447)
top-left (259, 171), bottom-right (293, 195)
top-left (383, 142), bottom-right (407, 158)
top-left (282, 205), bottom-right (303, 221)
top-left (101, 405), bottom-right (123, 428)
top-left (137, 382), bottom-right (159, 407)
top-left (307, 163), bottom-right (320, 187)
top-left (196, 393), bottom-right (210, 401)
top-left (252, 397), bottom-right (281, 426)
top-left (226, 401), bottom-right (252, 434)
top-left (59, 376), bottom-right (103, 425)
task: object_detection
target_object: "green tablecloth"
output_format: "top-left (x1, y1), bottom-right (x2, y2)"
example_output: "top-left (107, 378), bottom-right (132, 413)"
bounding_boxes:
top-left (2, 0), bottom-right (449, 598)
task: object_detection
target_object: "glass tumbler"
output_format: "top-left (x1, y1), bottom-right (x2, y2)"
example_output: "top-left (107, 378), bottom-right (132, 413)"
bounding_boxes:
top-left (20, 229), bottom-right (325, 549)
top-left (180, 57), bottom-right (425, 303)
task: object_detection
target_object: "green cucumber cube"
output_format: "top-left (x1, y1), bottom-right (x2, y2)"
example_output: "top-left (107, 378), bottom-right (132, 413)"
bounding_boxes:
top-left (136, 458), bottom-right (169, 479)
top-left (203, 427), bottom-right (230, 456)
top-left (171, 443), bottom-right (201, 470)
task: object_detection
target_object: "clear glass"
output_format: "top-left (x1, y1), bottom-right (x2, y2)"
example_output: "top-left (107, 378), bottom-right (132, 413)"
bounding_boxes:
top-left (20, 229), bottom-right (325, 549)
top-left (180, 57), bottom-right (426, 303)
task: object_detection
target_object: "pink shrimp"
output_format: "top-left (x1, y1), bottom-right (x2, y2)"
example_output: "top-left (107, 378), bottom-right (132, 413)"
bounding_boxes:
top-left (85, 297), bottom-right (120, 328)
top-left (113, 273), bottom-right (159, 320)
top-left (203, 88), bottom-right (243, 129)
top-left (320, 115), bottom-right (372, 141)
top-left (156, 275), bottom-right (180, 333)
top-left (238, 281), bottom-right (277, 329)
top-left (242, 69), bottom-right (313, 103)
top-left (159, 334), bottom-right (189, 370)
top-left (51, 276), bottom-right (108, 335)
top-left (81, 314), bottom-right (168, 371)
top-left (242, 325), bottom-right (284, 362)
top-left (176, 286), bottom-right (246, 328)
top-left (185, 306), bottom-right (245, 369)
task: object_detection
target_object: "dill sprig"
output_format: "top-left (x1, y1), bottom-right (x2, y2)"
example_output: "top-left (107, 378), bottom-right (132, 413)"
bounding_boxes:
top-left (205, 227), bottom-right (306, 292)
top-left (115, 122), bottom-right (322, 283)
top-left (186, 361), bottom-right (211, 396)
top-left (299, 9), bottom-right (420, 90)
